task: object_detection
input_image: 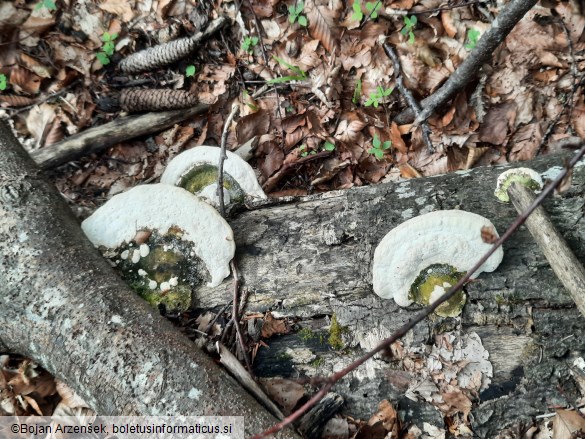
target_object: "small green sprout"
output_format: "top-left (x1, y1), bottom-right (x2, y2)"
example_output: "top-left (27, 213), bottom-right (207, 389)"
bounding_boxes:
top-left (465, 28), bottom-right (480, 50)
top-left (352, 79), bottom-right (362, 104)
top-left (267, 56), bottom-right (307, 84)
top-left (365, 1), bottom-right (382, 19)
top-left (185, 65), bottom-right (196, 77)
top-left (243, 90), bottom-right (259, 111)
top-left (0, 74), bottom-right (7, 92)
top-left (299, 145), bottom-right (317, 157)
top-left (323, 141), bottom-right (335, 152)
top-left (242, 36), bottom-right (259, 54)
top-left (97, 32), bottom-right (118, 66)
top-left (401, 15), bottom-right (417, 45)
top-left (369, 134), bottom-right (391, 160)
top-left (364, 85), bottom-right (393, 108)
top-left (35, 0), bottom-right (56, 11)
top-left (351, 0), bottom-right (363, 21)
top-left (288, 1), bottom-right (308, 27)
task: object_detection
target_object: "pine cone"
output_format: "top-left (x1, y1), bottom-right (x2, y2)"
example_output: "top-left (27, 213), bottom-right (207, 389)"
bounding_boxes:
top-left (119, 16), bottom-right (227, 74)
top-left (119, 37), bottom-right (198, 74)
top-left (120, 89), bottom-right (199, 112)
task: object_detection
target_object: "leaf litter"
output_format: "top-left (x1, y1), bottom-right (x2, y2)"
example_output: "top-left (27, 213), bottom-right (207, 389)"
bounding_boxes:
top-left (1, 0), bottom-right (585, 436)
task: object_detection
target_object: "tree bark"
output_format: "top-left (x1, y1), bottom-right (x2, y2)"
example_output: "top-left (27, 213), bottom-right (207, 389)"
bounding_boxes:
top-left (0, 120), bottom-right (300, 438)
top-left (195, 152), bottom-right (585, 436)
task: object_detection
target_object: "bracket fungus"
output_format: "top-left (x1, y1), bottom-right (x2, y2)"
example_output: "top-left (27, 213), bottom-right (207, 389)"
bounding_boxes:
top-left (161, 146), bottom-right (266, 207)
top-left (81, 184), bottom-right (235, 311)
top-left (494, 167), bottom-right (543, 202)
top-left (372, 210), bottom-right (504, 317)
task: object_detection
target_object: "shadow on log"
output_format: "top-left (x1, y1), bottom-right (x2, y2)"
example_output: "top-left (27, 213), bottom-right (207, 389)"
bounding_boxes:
top-left (0, 120), bottom-right (300, 438)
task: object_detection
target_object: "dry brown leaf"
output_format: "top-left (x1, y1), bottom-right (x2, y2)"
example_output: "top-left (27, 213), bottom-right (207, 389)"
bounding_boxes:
top-left (508, 122), bottom-right (543, 162)
top-left (236, 110), bottom-right (271, 145)
top-left (10, 66), bottom-right (41, 95)
top-left (305, 0), bottom-right (340, 53)
top-left (260, 378), bottom-right (305, 415)
top-left (553, 409), bottom-right (585, 439)
top-left (256, 141), bottom-right (284, 179)
top-left (479, 102), bottom-right (517, 146)
top-left (311, 157), bottom-right (350, 185)
top-left (98, 0), bottom-right (135, 22)
top-left (261, 312), bottom-right (290, 338)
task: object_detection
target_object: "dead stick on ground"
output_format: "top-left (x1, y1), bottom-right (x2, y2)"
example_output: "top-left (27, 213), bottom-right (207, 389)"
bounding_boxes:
top-left (394, 0), bottom-right (538, 125)
top-left (507, 182), bottom-right (585, 317)
top-left (30, 104), bottom-right (209, 169)
top-left (217, 103), bottom-right (240, 217)
top-left (250, 142), bottom-right (585, 439)
top-left (383, 43), bottom-right (434, 153)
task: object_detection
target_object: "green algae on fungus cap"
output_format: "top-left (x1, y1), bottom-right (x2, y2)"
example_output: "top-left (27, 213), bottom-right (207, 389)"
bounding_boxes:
top-left (160, 145), bottom-right (266, 207)
top-left (81, 184), bottom-right (235, 287)
top-left (409, 263), bottom-right (466, 317)
top-left (372, 210), bottom-right (504, 314)
top-left (494, 167), bottom-right (543, 202)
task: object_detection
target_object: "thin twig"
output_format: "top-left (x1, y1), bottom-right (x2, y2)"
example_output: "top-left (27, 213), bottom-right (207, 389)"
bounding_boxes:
top-left (395, 0), bottom-right (538, 125)
top-left (383, 43), bottom-right (434, 153)
top-left (250, 142), bottom-right (585, 439)
top-left (217, 103), bottom-right (240, 217)
top-left (231, 260), bottom-right (253, 374)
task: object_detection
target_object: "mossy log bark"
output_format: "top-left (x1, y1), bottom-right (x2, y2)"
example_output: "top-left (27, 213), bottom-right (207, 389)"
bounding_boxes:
top-left (0, 120), bottom-right (300, 438)
top-left (197, 152), bottom-right (585, 437)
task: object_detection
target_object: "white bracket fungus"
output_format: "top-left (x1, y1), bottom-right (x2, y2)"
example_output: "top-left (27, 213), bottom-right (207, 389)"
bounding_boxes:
top-left (160, 146), bottom-right (266, 206)
top-left (494, 167), bottom-right (543, 202)
top-left (81, 184), bottom-right (235, 288)
top-left (372, 210), bottom-right (504, 317)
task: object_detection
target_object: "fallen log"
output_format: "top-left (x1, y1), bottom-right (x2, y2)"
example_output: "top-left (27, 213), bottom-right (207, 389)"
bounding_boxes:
top-left (0, 119), bottom-right (299, 438)
top-left (195, 151), bottom-right (585, 436)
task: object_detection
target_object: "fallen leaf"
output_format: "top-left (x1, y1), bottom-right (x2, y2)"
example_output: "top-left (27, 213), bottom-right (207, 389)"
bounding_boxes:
top-left (481, 226), bottom-right (498, 244)
top-left (261, 312), bottom-right (290, 338)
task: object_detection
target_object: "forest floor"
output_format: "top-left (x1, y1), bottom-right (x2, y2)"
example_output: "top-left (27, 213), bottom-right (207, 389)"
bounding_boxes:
top-left (1, 0), bottom-right (585, 437)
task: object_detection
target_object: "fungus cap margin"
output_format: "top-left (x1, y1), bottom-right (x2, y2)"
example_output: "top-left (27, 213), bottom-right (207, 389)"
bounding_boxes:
top-left (372, 210), bottom-right (504, 307)
top-left (160, 146), bottom-right (266, 200)
top-left (81, 184), bottom-right (235, 287)
top-left (494, 167), bottom-right (543, 202)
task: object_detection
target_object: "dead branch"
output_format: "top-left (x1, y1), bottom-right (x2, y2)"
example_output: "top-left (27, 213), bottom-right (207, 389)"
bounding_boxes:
top-left (394, 0), bottom-right (538, 125)
top-left (383, 43), bottom-right (434, 153)
top-left (0, 119), bottom-right (300, 439)
top-left (507, 182), bottom-right (585, 316)
top-left (30, 104), bottom-right (209, 169)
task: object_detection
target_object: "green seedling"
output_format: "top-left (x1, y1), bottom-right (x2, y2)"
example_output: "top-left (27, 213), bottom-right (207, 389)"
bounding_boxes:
top-left (323, 141), bottom-right (335, 152)
top-left (185, 65), bottom-right (196, 77)
top-left (364, 85), bottom-right (393, 108)
top-left (242, 36), bottom-right (259, 54)
top-left (243, 90), bottom-right (259, 111)
top-left (289, 1), bottom-right (308, 27)
top-left (365, 1), bottom-right (382, 19)
top-left (35, 0), bottom-right (56, 11)
top-left (352, 79), bottom-right (362, 104)
top-left (267, 56), bottom-right (307, 84)
top-left (299, 145), bottom-right (317, 157)
top-left (351, 0), bottom-right (363, 21)
top-left (368, 134), bottom-right (391, 160)
top-left (465, 28), bottom-right (480, 50)
top-left (0, 74), bottom-right (7, 92)
top-left (96, 32), bottom-right (118, 66)
top-left (401, 15), bottom-right (417, 44)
